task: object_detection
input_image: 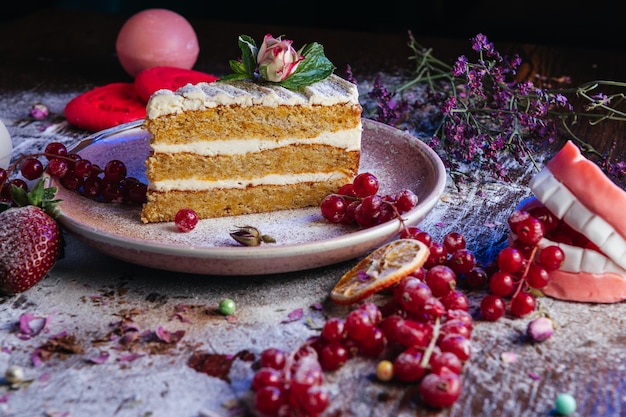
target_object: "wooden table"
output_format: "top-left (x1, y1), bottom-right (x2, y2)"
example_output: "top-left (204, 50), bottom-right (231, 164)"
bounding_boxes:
top-left (0, 8), bottom-right (625, 417)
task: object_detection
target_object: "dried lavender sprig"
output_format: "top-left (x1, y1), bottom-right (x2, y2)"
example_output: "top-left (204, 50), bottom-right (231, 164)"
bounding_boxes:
top-left (366, 31), bottom-right (626, 183)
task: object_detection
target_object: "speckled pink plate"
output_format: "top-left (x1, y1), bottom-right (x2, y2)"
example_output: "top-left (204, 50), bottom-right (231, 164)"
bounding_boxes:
top-left (54, 119), bottom-right (446, 275)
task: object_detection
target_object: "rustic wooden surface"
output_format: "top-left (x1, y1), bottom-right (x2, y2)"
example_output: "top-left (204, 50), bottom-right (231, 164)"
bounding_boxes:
top-left (0, 8), bottom-right (625, 417)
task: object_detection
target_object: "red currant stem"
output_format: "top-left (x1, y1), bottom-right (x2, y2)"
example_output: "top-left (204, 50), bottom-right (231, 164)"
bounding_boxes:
top-left (419, 316), bottom-right (441, 369)
top-left (511, 245), bottom-right (539, 299)
top-left (383, 199), bottom-right (409, 236)
top-left (0, 152), bottom-right (78, 189)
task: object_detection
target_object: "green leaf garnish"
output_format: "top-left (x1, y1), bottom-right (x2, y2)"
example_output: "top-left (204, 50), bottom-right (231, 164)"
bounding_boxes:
top-left (219, 35), bottom-right (335, 89)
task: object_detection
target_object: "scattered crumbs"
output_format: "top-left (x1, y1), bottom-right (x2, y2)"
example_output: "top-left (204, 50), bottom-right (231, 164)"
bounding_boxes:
top-left (501, 351), bottom-right (518, 364)
top-left (117, 353), bottom-right (143, 362)
top-left (281, 308), bottom-right (304, 323)
top-left (31, 332), bottom-right (84, 367)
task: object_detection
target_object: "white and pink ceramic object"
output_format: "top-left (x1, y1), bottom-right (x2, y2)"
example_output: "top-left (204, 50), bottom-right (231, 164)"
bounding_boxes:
top-left (523, 141), bottom-right (626, 302)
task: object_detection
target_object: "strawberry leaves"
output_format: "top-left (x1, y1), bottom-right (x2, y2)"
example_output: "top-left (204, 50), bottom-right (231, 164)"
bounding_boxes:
top-left (7, 179), bottom-right (61, 218)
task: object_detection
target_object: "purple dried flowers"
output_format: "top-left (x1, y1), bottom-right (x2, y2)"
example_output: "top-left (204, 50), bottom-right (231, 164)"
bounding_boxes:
top-left (365, 32), bottom-right (626, 183)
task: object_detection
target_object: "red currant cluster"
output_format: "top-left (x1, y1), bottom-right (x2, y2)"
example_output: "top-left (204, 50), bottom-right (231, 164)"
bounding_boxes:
top-left (479, 208), bottom-right (565, 321)
top-left (0, 141), bottom-right (147, 206)
top-left (320, 172), bottom-right (418, 228)
top-left (252, 231), bottom-right (476, 413)
top-left (252, 346), bottom-right (330, 417)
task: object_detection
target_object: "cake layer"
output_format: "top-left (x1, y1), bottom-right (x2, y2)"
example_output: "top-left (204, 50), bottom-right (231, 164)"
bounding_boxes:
top-left (146, 145), bottom-right (360, 184)
top-left (145, 103), bottom-right (362, 144)
top-left (141, 180), bottom-right (349, 223)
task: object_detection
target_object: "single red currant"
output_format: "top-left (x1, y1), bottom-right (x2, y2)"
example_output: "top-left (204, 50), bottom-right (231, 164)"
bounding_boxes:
top-left (174, 208), bottom-right (198, 232)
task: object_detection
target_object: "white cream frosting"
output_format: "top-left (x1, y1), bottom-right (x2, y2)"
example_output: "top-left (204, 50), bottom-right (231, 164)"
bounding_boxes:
top-left (151, 127), bottom-right (361, 155)
top-left (150, 171), bottom-right (352, 192)
top-left (146, 74), bottom-right (360, 119)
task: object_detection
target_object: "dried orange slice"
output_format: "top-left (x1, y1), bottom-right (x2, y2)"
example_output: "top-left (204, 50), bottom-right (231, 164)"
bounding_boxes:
top-left (330, 239), bottom-right (430, 305)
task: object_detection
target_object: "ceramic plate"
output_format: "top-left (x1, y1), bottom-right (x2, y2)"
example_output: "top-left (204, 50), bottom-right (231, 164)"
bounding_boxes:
top-left (54, 119), bottom-right (446, 275)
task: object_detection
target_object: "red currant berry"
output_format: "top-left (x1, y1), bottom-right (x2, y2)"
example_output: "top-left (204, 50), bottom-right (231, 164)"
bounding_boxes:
top-left (393, 346), bottom-right (427, 382)
top-left (526, 263), bottom-right (550, 289)
top-left (429, 351), bottom-right (463, 375)
top-left (44, 142), bottom-right (67, 160)
top-left (174, 208), bottom-right (198, 232)
top-left (463, 267), bottom-right (489, 290)
top-left (529, 205), bottom-right (559, 233)
top-left (425, 265), bottom-right (457, 297)
top-left (447, 248), bottom-right (476, 275)
top-left (489, 270), bottom-right (516, 297)
top-left (255, 386), bottom-right (287, 416)
top-left (359, 194), bottom-right (383, 219)
top-left (352, 172), bottom-right (379, 197)
top-left (394, 276), bottom-right (432, 315)
top-left (438, 333), bottom-right (471, 361)
top-left (337, 182), bottom-right (356, 197)
top-left (538, 245), bottom-right (565, 271)
top-left (252, 367), bottom-right (282, 391)
top-left (441, 290), bottom-right (470, 312)
top-left (320, 194), bottom-right (347, 223)
top-left (103, 159), bottom-right (127, 182)
top-left (46, 158), bottom-right (69, 178)
top-left (510, 291), bottom-right (536, 317)
top-left (443, 231), bottom-right (466, 252)
top-left (480, 294), bottom-right (506, 321)
top-left (425, 242), bottom-right (448, 268)
top-left (395, 189), bottom-right (418, 212)
top-left (419, 368), bottom-right (462, 408)
top-left (321, 317), bottom-right (345, 343)
top-left (344, 308), bottom-right (376, 342)
top-left (516, 217), bottom-right (545, 245)
top-left (508, 210), bottom-right (531, 232)
top-left (20, 157), bottom-right (44, 180)
top-left (497, 246), bottom-right (524, 274)
top-left (259, 348), bottom-right (286, 370)
top-left (319, 342), bottom-right (349, 371)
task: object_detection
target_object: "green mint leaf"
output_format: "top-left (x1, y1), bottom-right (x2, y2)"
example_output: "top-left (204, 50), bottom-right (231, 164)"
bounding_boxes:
top-left (227, 59), bottom-right (248, 76)
top-left (238, 35), bottom-right (258, 78)
top-left (279, 42), bottom-right (335, 90)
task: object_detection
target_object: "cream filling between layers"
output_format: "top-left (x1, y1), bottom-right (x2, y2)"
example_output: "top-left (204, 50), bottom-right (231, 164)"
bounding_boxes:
top-left (150, 171), bottom-right (352, 192)
top-left (150, 127), bottom-right (362, 155)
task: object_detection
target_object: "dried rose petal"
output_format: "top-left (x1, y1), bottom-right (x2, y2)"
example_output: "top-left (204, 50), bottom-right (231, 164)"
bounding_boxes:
top-left (281, 308), bottom-right (304, 323)
top-left (17, 312), bottom-right (53, 340)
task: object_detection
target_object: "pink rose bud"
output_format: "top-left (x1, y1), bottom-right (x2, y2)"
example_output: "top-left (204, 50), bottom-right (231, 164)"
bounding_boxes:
top-left (30, 103), bottom-right (49, 120)
top-left (526, 316), bottom-right (554, 342)
top-left (257, 34), bottom-right (304, 82)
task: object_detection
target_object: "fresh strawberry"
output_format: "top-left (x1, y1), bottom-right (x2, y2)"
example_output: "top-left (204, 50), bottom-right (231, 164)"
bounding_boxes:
top-left (0, 179), bottom-right (62, 294)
